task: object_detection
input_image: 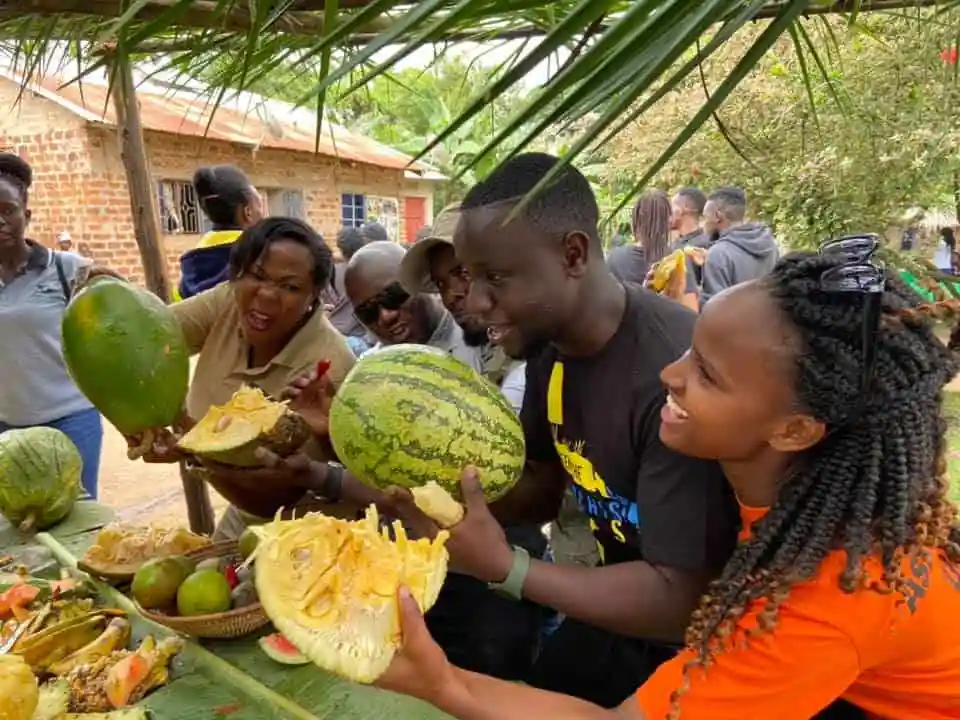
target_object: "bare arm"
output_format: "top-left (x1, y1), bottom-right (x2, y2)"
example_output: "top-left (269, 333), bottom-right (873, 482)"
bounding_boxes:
top-left (436, 668), bottom-right (644, 720)
top-left (518, 559), bottom-right (706, 641)
top-left (488, 459), bottom-right (567, 526)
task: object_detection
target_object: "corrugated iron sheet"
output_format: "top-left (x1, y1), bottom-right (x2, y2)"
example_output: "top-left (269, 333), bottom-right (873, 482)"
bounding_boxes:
top-left (27, 74), bottom-right (431, 173)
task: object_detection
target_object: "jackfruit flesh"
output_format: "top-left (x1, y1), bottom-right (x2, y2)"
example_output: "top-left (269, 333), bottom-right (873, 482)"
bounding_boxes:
top-left (252, 505), bottom-right (449, 683)
top-left (0, 655), bottom-right (39, 720)
top-left (177, 386), bottom-right (310, 466)
top-left (411, 482), bottom-right (465, 528)
top-left (649, 249), bottom-right (688, 293)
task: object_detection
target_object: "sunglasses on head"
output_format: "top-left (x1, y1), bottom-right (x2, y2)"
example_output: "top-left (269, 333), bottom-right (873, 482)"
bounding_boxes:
top-left (354, 282), bottom-right (411, 325)
top-left (818, 234), bottom-right (886, 413)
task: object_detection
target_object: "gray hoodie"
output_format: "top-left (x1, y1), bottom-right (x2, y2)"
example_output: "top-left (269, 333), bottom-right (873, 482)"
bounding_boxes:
top-left (700, 223), bottom-right (779, 305)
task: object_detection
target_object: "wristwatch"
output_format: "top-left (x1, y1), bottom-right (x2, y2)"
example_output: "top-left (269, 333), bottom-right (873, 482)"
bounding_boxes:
top-left (306, 462), bottom-right (344, 504)
top-left (487, 546), bottom-right (530, 601)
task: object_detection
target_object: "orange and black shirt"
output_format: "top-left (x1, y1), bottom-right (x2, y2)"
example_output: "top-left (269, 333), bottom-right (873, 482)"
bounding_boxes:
top-left (637, 505), bottom-right (960, 719)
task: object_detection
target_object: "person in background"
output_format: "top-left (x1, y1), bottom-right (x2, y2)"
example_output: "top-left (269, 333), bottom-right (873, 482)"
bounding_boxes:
top-left (0, 153), bottom-right (103, 498)
top-left (177, 165), bottom-right (265, 300)
top-left (377, 250), bottom-right (960, 720)
top-left (933, 227), bottom-right (956, 275)
top-left (359, 220), bottom-right (390, 244)
top-left (608, 222), bottom-right (631, 250)
top-left (345, 237), bottom-right (548, 681)
top-left (323, 226), bottom-right (373, 356)
top-left (606, 189), bottom-right (672, 285)
top-left (700, 186), bottom-right (778, 306)
top-left (670, 186), bottom-right (709, 251)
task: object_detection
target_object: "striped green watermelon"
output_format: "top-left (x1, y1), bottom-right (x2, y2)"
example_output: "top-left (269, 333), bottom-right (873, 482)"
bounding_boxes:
top-left (0, 427), bottom-right (82, 532)
top-left (329, 344), bottom-right (524, 501)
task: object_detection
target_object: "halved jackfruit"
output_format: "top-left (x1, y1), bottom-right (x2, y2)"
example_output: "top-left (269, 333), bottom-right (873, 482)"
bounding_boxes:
top-left (252, 505), bottom-right (449, 683)
top-left (177, 386), bottom-right (311, 467)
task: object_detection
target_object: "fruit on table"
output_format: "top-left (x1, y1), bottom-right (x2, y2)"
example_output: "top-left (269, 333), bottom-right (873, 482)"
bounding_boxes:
top-left (60, 278), bottom-right (189, 440)
top-left (258, 632), bottom-right (309, 666)
top-left (80, 524), bottom-right (209, 578)
top-left (176, 569), bottom-right (232, 616)
top-left (237, 527), bottom-right (259, 561)
top-left (229, 580), bottom-right (258, 609)
top-left (0, 654), bottom-right (39, 720)
top-left (177, 386), bottom-right (311, 467)
top-left (252, 504), bottom-right (450, 683)
top-left (13, 612), bottom-right (109, 672)
top-left (0, 427), bottom-right (82, 532)
top-left (130, 557), bottom-right (191, 611)
top-left (48, 617), bottom-right (132, 676)
top-left (329, 344), bottom-right (525, 501)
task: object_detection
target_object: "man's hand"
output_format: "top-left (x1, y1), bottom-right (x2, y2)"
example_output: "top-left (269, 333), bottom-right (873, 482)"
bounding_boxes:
top-left (375, 587), bottom-right (462, 705)
top-left (387, 468), bottom-right (515, 583)
top-left (126, 427), bottom-right (186, 463)
top-left (282, 361), bottom-right (336, 437)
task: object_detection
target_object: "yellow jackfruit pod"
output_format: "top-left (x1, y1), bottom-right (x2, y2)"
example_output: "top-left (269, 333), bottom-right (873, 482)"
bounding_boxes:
top-left (647, 249), bottom-right (688, 294)
top-left (253, 505), bottom-right (450, 683)
top-left (411, 482), bottom-right (465, 528)
top-left (177, 386), bottom-right (311, 467)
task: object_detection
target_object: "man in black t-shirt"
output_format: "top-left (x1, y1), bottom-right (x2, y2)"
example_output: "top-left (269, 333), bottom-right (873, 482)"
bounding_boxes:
top-left (390, 153), bottom-right (738, 707)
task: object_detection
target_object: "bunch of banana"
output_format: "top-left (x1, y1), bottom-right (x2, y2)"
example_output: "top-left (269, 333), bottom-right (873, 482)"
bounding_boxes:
top-left (10, 608), bottom-right (126, 673)
top-left (64, 635), bottom-right (184, 713)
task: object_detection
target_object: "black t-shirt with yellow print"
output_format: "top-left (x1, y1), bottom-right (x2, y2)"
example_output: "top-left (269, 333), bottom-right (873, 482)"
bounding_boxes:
top-left (521, 284), bottom-right (738, 571)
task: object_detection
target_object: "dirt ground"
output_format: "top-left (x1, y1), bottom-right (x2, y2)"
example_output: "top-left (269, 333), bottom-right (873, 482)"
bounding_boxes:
top-left (97, 421), bottom-right (228, 528)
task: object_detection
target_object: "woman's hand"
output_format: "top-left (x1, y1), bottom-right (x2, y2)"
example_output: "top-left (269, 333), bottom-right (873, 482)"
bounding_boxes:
top-left (126, 427), bottom-right (187, 463)
top-left (375, 587), bottom-right (463, 706)
top-left (282, 361), bottom-right (336, 437)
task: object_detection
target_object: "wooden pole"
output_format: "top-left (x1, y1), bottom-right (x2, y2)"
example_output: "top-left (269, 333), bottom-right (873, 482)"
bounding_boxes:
top-left (108, 50), bottom-right (171, 302)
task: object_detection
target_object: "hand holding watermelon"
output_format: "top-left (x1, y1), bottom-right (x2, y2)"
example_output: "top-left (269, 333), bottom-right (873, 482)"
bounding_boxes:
top-left (387, 468), bottom-right (515, 584)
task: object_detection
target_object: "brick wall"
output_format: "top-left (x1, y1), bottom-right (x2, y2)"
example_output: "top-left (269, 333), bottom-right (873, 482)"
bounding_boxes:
top-left (0, 81), bottom-right (437, 287)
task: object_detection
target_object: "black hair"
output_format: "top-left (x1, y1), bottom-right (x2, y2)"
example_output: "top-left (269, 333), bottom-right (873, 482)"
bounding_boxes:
top-left (676, 186), bottom-right (707, 216)
top-left (0, 153), bottom-right (33, 202)
top-left (359, 221), bottom-right (389, 243)
top-left (674, 252), bottom-right (960, 718)
top-left (193, 165), bottom-right (258, 228)
top-left (940, 227), bottom-right (956, 251)
top-left (337, 226), bottom-right (366, 261)
top-left (631, 189), bottom-right (672, 263)
top-left (229, 216), bottom-right (333, 290)
top-left (708, 186), bottom-right (747, 223)
top-left (460, 152), bottom-right (601, 247)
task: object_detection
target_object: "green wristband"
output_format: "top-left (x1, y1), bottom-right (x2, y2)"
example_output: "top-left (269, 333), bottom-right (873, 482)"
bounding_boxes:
top-left (487, 546), bottom-right (530, 601)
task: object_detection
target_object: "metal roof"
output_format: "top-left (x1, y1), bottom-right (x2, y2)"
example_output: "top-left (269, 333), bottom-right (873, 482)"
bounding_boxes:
top-left (1, 70), bottom-right (441, 176)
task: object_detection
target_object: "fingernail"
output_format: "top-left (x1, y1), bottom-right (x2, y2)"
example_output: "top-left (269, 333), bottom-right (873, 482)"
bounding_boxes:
top-left (399, 586), bottom-right (412, 602)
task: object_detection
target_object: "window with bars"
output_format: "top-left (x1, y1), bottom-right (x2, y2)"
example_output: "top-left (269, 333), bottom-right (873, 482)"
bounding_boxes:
top-left (341, 193), bottom-right (366, 228)
top-left (157, 180), bottom-right (208, 234)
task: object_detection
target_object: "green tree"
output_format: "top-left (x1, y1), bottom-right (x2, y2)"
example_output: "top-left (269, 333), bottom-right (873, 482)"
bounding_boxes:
top-left (606, 12), bottom-right (960, 249)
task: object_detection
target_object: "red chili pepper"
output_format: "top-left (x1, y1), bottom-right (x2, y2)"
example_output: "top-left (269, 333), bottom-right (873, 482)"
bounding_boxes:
top-left (315, 359), bottom-right (331, 378)
top-left (224, 564), bottom-right (240, 590)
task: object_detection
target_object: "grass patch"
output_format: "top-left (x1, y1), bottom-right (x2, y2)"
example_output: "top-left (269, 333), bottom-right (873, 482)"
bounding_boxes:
top-left (943, 391), bottom-right (960, 504)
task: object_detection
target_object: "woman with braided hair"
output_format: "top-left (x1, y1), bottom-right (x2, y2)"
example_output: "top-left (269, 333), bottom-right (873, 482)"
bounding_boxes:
top-left (374, 245), bottom-right (960, 719)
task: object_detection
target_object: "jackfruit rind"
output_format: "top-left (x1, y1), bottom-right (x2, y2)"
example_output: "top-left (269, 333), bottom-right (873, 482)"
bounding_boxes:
top-left (253, 505), bottom-right (449, 683)
top-left (177, 386), bottom-right (311, 467)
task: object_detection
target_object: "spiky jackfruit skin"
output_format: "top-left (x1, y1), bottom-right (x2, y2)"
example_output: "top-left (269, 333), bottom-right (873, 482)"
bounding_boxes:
top-left (252, 506), bottom-right (449, 683)
top-left (178, 386), bottom-right (311, 467)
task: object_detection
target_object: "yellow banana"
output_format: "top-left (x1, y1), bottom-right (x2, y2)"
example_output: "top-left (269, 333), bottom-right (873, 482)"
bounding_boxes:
top-left (49, 617), bottom-right (131, 676)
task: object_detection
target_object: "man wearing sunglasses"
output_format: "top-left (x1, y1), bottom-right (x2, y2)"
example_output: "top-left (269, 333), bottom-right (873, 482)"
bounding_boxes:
top-left (343, 238), bottom-right (549, 681)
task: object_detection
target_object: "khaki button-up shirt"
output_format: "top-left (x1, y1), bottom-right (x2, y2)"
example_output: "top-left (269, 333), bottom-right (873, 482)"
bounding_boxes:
top-left (171, 283), bottom-right (356, 423)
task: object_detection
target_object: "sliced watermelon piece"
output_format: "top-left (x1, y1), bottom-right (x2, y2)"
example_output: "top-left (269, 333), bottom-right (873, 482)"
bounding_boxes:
top-left (258, 633), bottom-right (310, 666)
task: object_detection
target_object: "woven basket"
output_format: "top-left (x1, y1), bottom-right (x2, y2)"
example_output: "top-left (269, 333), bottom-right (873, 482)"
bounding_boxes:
top-left (134, 540), bottom-right (269, 639)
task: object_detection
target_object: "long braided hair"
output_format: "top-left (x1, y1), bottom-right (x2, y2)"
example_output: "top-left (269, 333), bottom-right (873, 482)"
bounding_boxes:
top-left (631, 189), bottom-right (672, 264)
top-left (670, 252), bottom-right (960, 718)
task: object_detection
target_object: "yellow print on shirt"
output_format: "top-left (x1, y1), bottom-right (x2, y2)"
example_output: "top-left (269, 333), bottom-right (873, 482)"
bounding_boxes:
top-left (553, 432), bottom-right (611, 498)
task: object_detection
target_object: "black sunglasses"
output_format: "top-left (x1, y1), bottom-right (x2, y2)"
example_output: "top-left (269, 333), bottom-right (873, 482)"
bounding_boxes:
top-left (354, 281), bottom-right (411, 325)
top-left (818, 234), bottom-right (886, 409)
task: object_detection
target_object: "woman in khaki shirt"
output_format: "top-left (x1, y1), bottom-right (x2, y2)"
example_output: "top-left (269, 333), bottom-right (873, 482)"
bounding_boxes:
top-left (135, 217), bottom-right (378, 537)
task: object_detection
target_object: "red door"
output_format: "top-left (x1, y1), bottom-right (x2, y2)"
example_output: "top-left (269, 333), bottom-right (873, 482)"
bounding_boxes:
top-left (403, 196), bottom-right (427, 244)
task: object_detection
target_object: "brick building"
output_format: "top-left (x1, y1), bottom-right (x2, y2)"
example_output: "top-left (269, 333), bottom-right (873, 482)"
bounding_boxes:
top-left (0, 71), bottom-right (444, 284)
